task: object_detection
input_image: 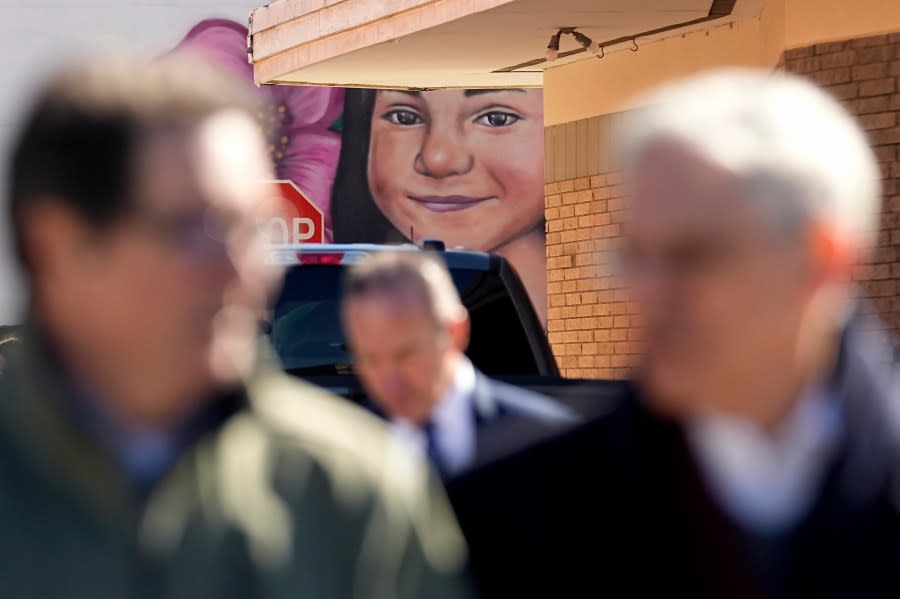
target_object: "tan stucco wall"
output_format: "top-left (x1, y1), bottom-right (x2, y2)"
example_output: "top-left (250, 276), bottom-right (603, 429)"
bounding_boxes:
top-left (785, 0), bottom-right (900, 49)
top-left (543, 14), bottom-right (778, 125)
top-left (543, 0), bottom-right (900, 126)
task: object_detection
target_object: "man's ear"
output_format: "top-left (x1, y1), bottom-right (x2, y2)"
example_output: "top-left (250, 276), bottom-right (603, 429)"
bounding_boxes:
top-left (805, 220), bottom-right (856, 290)
top-left (20, 199), bottom-right (94, 284)
top-left (795, 222), bottom-right (858, 371)
top-left (450, 311), bottom-right (471, 353)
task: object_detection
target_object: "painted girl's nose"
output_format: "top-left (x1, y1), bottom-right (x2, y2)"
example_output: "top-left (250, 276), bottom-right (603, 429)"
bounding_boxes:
top-left (415, 126), bottom-right (474, 178)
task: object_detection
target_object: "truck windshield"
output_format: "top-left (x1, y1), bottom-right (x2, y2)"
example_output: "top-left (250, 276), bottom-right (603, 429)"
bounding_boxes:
top-left (270, 264), bottom-right (540, 376)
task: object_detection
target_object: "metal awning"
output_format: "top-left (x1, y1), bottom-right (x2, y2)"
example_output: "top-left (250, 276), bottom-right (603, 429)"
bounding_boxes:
top-left (249, 0), bottom-right (758, 89)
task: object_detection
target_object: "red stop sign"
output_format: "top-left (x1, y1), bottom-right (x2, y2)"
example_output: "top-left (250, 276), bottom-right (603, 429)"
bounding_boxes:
top-left (267, 179), bottom-right (325, 244)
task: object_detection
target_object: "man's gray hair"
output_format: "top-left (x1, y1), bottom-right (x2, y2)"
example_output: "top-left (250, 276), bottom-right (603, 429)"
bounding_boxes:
top-left (342, 251), bottom-right (466, 326)
top-left (621, 68), bottom-right (881, 249)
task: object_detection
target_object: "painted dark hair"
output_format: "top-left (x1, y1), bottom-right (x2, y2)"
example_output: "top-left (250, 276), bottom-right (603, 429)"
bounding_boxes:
top-left (330, 89), bottom-right (407, 244)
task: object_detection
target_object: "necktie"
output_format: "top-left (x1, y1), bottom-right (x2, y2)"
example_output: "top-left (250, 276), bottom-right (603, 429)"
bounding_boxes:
top-left (424, 421), bottom-right (448, 479)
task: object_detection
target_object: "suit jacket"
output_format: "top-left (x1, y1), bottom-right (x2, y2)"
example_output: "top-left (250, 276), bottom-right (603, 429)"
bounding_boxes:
top-left (467, 370), bottom-right (579, 469)
top-left (0, 328), bottom-right (474, 599)
top-left (447, 320), bottom-right (900, 598)
top-left (368, 367), bottom-right (578, 479)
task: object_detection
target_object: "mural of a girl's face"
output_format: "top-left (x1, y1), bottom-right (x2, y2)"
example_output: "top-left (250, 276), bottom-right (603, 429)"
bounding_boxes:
top-left (367, 89), bottom-right (544, 251)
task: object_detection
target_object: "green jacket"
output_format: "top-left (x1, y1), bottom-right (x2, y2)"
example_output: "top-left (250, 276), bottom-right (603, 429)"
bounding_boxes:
top-left (0, 333), bottom-right (473, 598)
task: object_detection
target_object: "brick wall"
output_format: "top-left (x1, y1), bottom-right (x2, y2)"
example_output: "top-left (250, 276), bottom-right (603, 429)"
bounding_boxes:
top-left (545, 31), bottom-right (900, 378)
top-left (784, 32), bottom-right (900, 339)
top-left (545, 173), bottom-right (641, 379)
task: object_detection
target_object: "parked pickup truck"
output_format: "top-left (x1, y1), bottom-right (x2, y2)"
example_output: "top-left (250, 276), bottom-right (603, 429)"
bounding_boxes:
top-left (265, 242), bottom-right (625, 417)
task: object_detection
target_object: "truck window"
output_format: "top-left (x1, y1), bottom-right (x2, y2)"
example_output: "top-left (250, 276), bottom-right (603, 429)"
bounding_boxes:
top-left (270, 265), bottom-right (541, 376)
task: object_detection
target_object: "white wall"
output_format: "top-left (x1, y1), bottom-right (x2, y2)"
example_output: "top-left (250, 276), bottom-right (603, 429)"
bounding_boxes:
top-left (0, 0), bottom-right (261, 323)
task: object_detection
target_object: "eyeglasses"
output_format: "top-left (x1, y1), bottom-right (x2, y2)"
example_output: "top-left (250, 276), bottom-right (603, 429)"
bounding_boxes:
top-left (125, 207), bottom-right (264, 261)
top-left (618, 232), bottom-right (774, 284)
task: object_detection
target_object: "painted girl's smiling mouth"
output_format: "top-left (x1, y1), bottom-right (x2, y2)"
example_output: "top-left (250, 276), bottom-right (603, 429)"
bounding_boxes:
top-left (408, 195), bottom-right (495, 213)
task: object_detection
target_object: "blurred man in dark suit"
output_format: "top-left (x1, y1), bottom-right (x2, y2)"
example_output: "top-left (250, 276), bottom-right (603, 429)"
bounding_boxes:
top-left (0, 53), bottom-right (471, 598)
top-left (342, 251), bottom-right (576, 480)
top-left (448, 69), bottom-right (900, 598)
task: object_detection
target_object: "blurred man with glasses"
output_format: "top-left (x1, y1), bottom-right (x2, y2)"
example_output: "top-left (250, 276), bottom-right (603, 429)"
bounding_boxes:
top-left (0, 54), bottom-right (471, 598)
top-left (449, 69), bottom-right (899, 598)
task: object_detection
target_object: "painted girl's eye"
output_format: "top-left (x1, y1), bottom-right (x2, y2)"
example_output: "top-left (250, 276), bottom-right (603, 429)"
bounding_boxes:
top-left (475, 111), bottom-right (520, 127)
top-left (383, 109), bottom-right (423, 126)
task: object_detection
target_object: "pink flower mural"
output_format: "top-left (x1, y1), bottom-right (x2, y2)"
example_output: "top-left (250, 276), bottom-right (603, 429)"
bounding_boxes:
top-left (174, 19), bottom-right (344, 241)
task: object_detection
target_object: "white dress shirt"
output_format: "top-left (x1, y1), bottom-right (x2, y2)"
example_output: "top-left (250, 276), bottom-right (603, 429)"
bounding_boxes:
top-left (687, 385), bottom-right (841, 534)
top-left (391, 357), bottom-right (478, 477)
